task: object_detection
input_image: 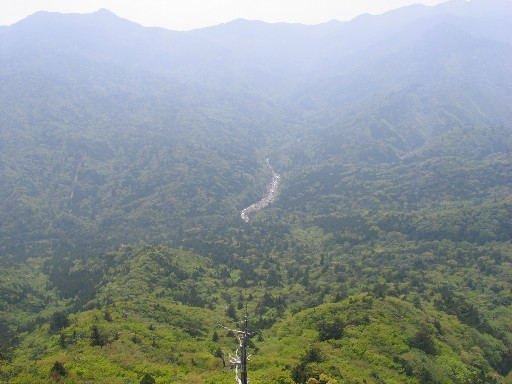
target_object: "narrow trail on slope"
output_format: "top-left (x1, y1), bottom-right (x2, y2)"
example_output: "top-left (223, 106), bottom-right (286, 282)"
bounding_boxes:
top-left (241, 159), bottom-right (281, 222)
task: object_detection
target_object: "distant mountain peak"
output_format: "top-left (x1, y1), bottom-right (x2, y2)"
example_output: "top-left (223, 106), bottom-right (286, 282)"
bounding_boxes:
top-left (89, 8), bottom-right (125, 21)
top-left (13, 7), bottom-right (134, 29)
top-left (95, 8), bottom-right (115, 14)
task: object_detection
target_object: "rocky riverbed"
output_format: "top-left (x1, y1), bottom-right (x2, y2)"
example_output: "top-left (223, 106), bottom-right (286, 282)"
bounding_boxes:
top-left (241, 159), bottom-right (281, 222)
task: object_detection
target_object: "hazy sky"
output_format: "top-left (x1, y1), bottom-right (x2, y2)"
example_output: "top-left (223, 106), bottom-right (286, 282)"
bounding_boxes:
top-left (1, 0), bottom-right (447, 30)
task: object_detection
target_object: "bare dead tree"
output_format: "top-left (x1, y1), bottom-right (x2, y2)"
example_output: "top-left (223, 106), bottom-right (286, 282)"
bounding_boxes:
top-left (217, 307), bottom-right (252, 384)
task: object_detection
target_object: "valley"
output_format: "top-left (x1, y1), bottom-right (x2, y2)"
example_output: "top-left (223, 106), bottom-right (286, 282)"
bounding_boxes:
top-left (0, 0), bottom-right (512, 383)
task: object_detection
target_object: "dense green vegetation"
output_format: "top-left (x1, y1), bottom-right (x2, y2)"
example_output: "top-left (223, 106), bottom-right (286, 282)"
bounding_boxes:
top-left (1, 0), bottom-right (512, 382)
top-left (1, 243), bottom-right (512, 383)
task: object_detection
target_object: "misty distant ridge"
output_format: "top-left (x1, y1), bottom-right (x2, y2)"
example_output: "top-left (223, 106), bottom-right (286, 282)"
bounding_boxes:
top-left (2, 0), bottom-right (510, 79)
top-left (10, 0), bottom-right (512, 31)
top-left (1, 0), bottom-right (511, 138)
top-left (0, 33), bottom-right (504, 185)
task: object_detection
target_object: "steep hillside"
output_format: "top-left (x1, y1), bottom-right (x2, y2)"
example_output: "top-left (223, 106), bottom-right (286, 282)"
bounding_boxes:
top-left (0, 1), bottom-right (510, 255)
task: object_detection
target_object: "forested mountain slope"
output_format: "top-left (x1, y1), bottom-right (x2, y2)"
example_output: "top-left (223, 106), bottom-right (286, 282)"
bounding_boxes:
top-left (1, 0), bottom-right (512, 382)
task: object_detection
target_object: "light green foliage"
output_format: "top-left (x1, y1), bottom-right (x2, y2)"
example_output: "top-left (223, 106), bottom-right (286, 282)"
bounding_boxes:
top-left (1, 241), bottom-right (511, 383)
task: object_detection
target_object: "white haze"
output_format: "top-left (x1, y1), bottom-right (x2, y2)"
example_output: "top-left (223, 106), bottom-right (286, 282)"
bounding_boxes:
top-left (1, 0), bottom-right (447, 30)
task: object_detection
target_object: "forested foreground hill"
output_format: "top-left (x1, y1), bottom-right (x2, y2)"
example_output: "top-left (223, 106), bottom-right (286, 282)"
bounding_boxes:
top-left (1, 245), bottom-right (512, 383)
top-left (1, 0), bottom-right (512, 382)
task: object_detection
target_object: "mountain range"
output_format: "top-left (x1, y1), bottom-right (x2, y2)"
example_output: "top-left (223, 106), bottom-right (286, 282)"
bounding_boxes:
top-left (1, 0), bottom-right (512, 382)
